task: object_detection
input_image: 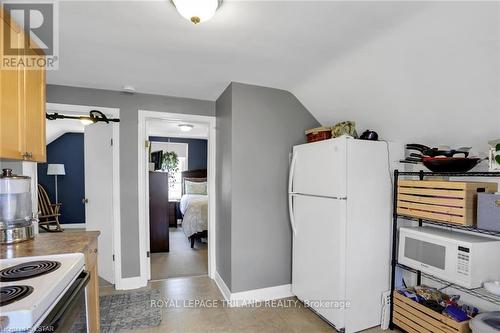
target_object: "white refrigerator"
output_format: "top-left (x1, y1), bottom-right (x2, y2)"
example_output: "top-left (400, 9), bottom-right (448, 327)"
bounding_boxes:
top-left (289, 136), bottom-right (392, 333)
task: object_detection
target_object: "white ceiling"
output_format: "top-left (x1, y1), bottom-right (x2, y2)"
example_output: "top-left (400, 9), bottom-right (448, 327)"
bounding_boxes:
top-left (147, 119), bottom-right (209, 139)
top-left (47, 1), bottom-right (429, 101)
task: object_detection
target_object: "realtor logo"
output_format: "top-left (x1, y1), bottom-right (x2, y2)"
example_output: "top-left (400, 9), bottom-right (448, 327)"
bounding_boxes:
top-left (1, 2), bottom-right (59, 69)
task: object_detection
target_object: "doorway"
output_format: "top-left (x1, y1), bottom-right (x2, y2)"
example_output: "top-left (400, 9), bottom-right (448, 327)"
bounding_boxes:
top-left (42, 103), bottom-right (121, 287)
top-left (138, 110), bottom-right (216, 284)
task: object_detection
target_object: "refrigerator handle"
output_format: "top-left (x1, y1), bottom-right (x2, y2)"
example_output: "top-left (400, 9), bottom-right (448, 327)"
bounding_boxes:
top-left (288, 151), bottom-right (298, 235)
top-left (288, 151), bottom-right (297, 194)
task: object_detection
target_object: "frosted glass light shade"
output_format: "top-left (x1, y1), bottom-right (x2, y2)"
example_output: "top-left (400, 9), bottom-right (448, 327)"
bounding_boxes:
top-left (47, 164), bottom-right (66, 175)
top-left (178, 124), bottom-right (194, 132)
top-left (173, 0), bottom-right (219, 24)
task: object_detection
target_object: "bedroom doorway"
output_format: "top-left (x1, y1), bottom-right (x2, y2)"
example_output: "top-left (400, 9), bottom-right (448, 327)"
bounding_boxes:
top-left (138, 110), bottom-right (216, 283)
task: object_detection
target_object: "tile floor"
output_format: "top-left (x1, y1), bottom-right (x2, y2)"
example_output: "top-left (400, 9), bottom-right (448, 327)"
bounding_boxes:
top-left (150, 227), bottom-right (208, 280)
top-left (100, 275), bottom-right (395, 333)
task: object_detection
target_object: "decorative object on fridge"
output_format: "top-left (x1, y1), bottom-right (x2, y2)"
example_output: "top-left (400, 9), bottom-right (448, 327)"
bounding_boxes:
top-left (359, 130), bottom-right (379, 141)
top-left (47, 164), bottom-right (65, 203)
top-left (331, 121), bottom-right (358, 138)
top-left (477, 192), bottom-right (500, 232)
top-left (397, 180), bottom-right (498, 226)
top-left (305, 126), bottom-right (332, 143)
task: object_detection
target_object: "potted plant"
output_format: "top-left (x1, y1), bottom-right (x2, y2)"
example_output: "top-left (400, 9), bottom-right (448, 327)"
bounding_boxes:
top-left (162, 151), bottom-right (179, 187)
top-left (488, 139), bottom-right (500, 171)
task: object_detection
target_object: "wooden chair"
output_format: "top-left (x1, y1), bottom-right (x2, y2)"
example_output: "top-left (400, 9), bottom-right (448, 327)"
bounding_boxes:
top-left (37, 184), bottom-right (64, 232)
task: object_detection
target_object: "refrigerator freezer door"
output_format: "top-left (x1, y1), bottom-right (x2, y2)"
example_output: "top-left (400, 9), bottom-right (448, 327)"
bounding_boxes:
top-left (291, 138), bottom-right (347, 198)
top-left (292, 194), bottom-right (346, 330)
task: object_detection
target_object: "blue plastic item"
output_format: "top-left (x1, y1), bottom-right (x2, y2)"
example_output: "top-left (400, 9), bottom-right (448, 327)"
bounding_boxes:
top-left (443, 305), bottom-right (469, 322)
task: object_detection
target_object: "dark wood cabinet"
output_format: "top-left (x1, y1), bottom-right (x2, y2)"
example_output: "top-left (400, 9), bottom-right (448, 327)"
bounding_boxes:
top-left (149, 172), bottom-right (169, 253)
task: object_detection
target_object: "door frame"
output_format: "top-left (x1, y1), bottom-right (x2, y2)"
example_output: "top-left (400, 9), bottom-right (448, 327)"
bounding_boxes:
top-left (45, 103), bottom-right (123, 287)
top-left (138, 110), bottom-right (216, 284)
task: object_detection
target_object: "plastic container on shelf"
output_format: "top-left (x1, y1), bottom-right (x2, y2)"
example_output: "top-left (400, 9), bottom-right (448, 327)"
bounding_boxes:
top-left (0, 169), bottom-right (35, 244)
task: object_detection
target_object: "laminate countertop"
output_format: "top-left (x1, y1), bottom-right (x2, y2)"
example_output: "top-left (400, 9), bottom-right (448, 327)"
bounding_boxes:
top-left (0, 231), bottom-right (100, 259)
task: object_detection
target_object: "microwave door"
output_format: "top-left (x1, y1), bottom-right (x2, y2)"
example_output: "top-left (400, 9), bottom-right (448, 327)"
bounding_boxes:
top-left (398, 235), bottom-right (452, 282)
top-left (403, 237), bottom-right (447, 271)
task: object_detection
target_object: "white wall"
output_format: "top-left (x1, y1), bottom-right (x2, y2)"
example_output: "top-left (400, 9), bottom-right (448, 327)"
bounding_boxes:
top-left (294, 1), bottom-right (500, 157)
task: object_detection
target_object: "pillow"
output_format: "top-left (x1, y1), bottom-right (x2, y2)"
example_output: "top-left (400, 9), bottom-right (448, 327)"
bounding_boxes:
top-left (185, 180), bottom-right (207, 195)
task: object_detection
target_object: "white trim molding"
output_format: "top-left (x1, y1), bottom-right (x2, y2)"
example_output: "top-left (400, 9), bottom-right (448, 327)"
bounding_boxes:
top-left (214, 271), bottom-right (231, 302)
top-left (214, 271), bottom-right (293, 307)
top-left (138, 110), bottom-right (216, 288)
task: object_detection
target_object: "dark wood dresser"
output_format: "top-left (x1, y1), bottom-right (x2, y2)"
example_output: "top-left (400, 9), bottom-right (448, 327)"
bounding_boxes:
top-left (149, 171), bottom-right (169, 252)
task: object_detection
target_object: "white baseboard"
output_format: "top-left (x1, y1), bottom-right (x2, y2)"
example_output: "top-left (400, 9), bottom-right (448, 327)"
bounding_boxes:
top-left (213, 271), bottom-right (293, 307)
top-left (61, 223), bottom-right (86, 229)
top-left (214, 271), bottom-right (231, 301)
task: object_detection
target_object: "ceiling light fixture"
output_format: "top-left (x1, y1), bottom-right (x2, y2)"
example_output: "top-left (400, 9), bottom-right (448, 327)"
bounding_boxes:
top-left (178, 124), bottom-right (194, 132)
top-left (172, 0), bottom-right (221, 24)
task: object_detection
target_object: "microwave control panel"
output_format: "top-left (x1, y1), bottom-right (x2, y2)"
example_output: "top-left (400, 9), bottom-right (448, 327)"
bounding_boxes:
top-left (456, 246), bottom-right (470, 276)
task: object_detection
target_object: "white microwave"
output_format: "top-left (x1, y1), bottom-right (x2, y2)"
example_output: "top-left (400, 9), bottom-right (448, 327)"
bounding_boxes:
top-left (398, 226), bottom-right (500, 288)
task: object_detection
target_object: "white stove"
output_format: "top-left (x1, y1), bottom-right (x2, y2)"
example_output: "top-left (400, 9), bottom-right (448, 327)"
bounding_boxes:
top-left (0, 253), bottom-right (86, 332)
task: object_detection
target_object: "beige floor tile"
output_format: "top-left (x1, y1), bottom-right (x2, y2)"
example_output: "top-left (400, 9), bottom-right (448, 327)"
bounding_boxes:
top-left (101, 276), bottom-right (397, 333)
top-left (150, 227), bottom-right (208, 280)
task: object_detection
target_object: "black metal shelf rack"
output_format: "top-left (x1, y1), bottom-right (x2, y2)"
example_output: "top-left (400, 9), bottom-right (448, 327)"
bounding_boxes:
top-left (389, 170), bottom-right (500, 330)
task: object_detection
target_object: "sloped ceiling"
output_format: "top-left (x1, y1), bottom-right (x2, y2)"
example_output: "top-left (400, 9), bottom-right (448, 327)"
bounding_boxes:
top-left (48, 1), bottom-right (428, 100)
top-left (46, 119), bottom-right (84, 144)
top-left (48, 1), bottom-right (499, 152)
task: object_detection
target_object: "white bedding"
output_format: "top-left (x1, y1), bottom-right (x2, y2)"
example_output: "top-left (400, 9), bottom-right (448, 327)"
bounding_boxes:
top-left (180, 194), bottom-right (208, 238)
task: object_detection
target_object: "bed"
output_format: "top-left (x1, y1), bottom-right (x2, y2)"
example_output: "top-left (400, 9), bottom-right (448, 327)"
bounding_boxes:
top-left (180, 169), bottom-right (208, 248)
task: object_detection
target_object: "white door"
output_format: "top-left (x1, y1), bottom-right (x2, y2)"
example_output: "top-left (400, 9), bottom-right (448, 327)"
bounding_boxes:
top-left (291, 137), bottom-right (347, 198)
top-left (291, 194), bottom-right (346, 329)
top-left (84, 122), bottom-right (115, 284)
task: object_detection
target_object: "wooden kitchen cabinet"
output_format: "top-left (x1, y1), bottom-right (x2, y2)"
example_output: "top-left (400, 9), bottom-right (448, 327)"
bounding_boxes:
top-left (85, 238), bottom-right (101, 333)
top-left (0, 8), bottom-right (46, 162)
top-left (22, 49), bottom-right (46, 162)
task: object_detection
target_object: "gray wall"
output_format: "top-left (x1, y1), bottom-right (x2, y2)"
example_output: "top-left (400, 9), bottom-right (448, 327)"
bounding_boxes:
top-left (215, 84), bottom-right (232, 289)
top-left (216, 82), bottom-right (320, 292)
top-left (47, 85), bottom-right (215, 278)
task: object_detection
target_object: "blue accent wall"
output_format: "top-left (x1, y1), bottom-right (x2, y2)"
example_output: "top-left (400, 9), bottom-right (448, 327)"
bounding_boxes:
top-left (37, 133), bottom-right (85, 224)
top-left (149, 137), bottom-right (208, 170)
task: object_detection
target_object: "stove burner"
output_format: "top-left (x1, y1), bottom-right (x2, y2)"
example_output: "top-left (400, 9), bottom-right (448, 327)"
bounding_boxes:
top-left (0, 285), bottom-right (34, 306)
top-left (0, 261), bottom-right (61, 282)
